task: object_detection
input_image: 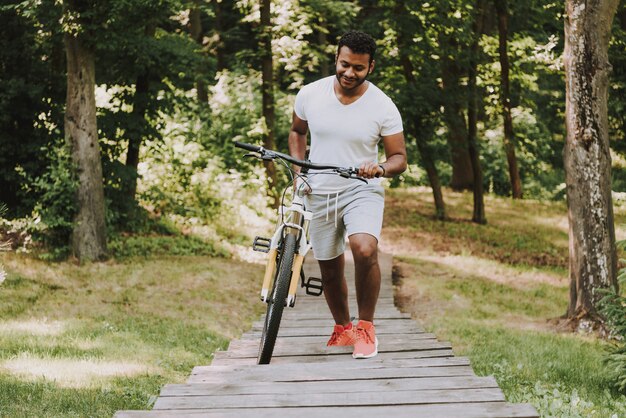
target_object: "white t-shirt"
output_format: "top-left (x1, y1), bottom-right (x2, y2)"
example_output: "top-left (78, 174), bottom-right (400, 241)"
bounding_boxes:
top-left (294, 76), bottom-right (403, 194)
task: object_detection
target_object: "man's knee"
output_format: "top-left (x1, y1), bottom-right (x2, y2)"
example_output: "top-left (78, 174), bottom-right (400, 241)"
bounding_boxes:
top-left (350, 235), bottom-right (378, 262)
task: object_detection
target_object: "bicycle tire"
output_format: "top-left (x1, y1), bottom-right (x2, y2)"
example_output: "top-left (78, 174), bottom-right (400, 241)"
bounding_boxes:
top-left (257, 233), bottom-right (297, 364)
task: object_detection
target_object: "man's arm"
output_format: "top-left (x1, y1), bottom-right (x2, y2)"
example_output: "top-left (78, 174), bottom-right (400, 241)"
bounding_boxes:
top-left (288, 112), bottom-right (309, 173)
top-left (358, 132), bottom-right (407, 179)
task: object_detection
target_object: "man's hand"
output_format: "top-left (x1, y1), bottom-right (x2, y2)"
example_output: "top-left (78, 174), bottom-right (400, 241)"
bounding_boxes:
top-left (294, 177), bottom-right (312, 195)
top-left (358, 162), bottom-right (384, 179)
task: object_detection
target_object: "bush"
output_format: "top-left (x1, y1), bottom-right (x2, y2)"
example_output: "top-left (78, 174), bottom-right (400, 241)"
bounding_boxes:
top-left (599, 239), bottom-right (626, 393)
top-left (26, 142), bottom-right (78, 254)
top-left (108, 233), bottom-right (228, 259)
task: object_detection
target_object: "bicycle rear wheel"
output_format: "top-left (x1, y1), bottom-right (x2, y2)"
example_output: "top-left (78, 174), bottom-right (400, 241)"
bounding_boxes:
top-left (257, 233), bottom-right (297, 364)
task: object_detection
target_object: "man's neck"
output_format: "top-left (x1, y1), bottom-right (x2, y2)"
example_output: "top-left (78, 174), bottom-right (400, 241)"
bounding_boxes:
top-left (333, 78), bottom-right (369, 104)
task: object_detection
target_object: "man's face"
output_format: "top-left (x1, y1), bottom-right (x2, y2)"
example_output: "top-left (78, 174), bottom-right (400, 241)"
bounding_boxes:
top-left (335, 46), bottom-right (374, 91)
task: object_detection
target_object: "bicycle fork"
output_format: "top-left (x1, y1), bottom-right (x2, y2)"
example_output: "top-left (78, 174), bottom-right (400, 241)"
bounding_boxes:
top-left (256, 202), bottom-right (313, 307)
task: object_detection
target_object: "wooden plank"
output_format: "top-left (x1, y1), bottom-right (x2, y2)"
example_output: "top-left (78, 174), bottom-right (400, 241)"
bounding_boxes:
top-left (277, 310), bottom-right (409, 320)
top-left (216, 340), bottom-right (451, 359)
top-left (197, 356), bottom-right (470, 375)
top-left (153, 388), bottom-right (506, 409)
top-left (237, 333), bottom-right (436, 343)
top-left (207, 348), bottom-right (456, 367)
top-left (278, 302), bottom-right (400, 319)
top-left (283, 302), bottom-right (400, 311)
top-left (162, 375), bottom-right (495, 396)
top-left (251, 319), bottom-right (424, 335)
top-left (116, 402), bottom-right (539, 418)
top-left (251, 318), bottom-right (420, 329)
top-left (248, 324), bottom-right (424, 336)
top-left (287, 295), bottom-right (395, 301)
top-left (241, 324), bottom-right (426, 337)
top-left (229, 332), bottom-right (437, 348)
top-left (188, 365), bottom-right (476, 384)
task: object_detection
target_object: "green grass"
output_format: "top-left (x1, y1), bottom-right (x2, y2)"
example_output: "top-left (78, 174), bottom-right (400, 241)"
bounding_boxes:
top-left (3, 187), bottom-right (626, 417)
top-left (108, 233), bottom-right (229, 259)
top-left (388, 187), bottom-right (626, 417)
top-left (0, 252), bottom-right (264, 417)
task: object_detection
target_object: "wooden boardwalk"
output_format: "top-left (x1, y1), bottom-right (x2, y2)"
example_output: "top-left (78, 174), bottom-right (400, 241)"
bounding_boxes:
top-left (116, 252), bottom-right (538, 418)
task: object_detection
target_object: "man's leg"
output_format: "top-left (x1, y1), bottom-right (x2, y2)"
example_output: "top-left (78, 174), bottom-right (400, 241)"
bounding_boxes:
top-left (348, 233), bottom-right (380, 322)
top-left (318, 254), bottom-right (351, 326)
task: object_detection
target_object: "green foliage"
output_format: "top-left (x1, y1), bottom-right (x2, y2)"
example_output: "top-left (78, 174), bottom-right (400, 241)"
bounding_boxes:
top-left (599, 239), bottom-right (626, 393)
top-left (18, 142), bottom-right (79, 259)
top-left (477, 32), bottom-right (565, 198)
top-left (490, 360), bottom-right (626, 418)
top-left (137, 95), bottom-right (274, 249)
top-left (108, 234), bottom-right (227, 259)
top-left (1, 0), bottom-right (625, 260)
top-left (0, 1), bottom-right (65, 217)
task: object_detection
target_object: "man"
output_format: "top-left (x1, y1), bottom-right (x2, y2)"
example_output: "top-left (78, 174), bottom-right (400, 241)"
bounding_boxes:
top-left (288, 30), bottom-right (407, 359)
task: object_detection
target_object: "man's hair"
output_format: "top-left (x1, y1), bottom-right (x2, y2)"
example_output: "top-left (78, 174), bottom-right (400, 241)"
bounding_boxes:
top-left (337, 30), bottom-right (376, 63)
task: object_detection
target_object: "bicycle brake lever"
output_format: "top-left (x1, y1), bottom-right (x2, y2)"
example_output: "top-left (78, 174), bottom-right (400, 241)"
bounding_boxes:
top-left (244, 152), bottom-right (261, 158)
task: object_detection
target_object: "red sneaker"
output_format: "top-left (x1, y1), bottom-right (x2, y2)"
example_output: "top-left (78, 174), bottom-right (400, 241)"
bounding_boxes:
top-left (327, 323), bottom-right (356, 346)
top-left (352, 320), bottom-right (378, 359)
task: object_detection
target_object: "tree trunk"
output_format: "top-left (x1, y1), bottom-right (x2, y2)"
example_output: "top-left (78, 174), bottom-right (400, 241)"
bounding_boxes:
top-left (65, 32), bottom-right (107, 261)
top-left (468, 0), bottom-right (487, 224)
top-left (260, 0), bottom-right (278, 207)
top-left (125, 24), bottom-right (155, 201)
top-left (125, 73), bottom-right (149, 200)
top-left (213, 0), bottom-right (226, 71)
top-left (190, 1), bottom-right (208, 103)
top-left (564, 0), bottom-right (620, 327)
top-left (414, 117), bottom-right (447, 220)
top-left (441, 49), bottom-right (473, 191)
top-left (494, 0), bottom-right (522, 198)
top-left (318, 30), bottom-right (330, 78)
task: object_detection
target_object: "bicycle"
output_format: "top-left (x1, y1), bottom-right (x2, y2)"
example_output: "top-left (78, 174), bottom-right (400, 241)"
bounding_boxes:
top-left (234, 141), bottom-right (367, 364)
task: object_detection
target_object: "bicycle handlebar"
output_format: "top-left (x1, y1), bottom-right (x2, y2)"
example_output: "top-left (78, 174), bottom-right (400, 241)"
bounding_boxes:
top-left (234, 141), bottom-right (361, 174)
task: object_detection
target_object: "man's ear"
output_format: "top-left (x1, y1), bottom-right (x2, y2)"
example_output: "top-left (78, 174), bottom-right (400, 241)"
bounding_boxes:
top-left (368, 60), bottom-right (376, 74)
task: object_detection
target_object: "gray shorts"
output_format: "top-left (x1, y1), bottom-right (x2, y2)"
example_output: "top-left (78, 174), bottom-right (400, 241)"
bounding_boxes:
top-left (305, 183), bottom-right (385, 260)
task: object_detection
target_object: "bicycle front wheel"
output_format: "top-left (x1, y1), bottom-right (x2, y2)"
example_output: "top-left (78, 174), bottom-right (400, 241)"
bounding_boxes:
top-left (257, 233), bottom-right (297, 364)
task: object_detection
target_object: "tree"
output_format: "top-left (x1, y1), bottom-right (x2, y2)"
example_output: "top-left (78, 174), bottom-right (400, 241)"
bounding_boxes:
top-left (125, 23), bottom-right (156, 201)
top-left (189, 0), bottom-right (209, 103)
top-left (494, 0), bottom-right (522, 198)
top-left (374, 0), bottom-right (447, 219)
top-left (64, 0), bottom-right (107, 261)
top-left (259, 0), bottom-right (278, 207)
top-left (440, 34), bottom-right (474, 191)
top-left (563, 0), bottom-right (620, 327)
top-left (468, 0), bottom-right (487, 224)
top-left (93, 0), bottom-right (204, 225)
top-left (0, 3), bottom-right (65, 217)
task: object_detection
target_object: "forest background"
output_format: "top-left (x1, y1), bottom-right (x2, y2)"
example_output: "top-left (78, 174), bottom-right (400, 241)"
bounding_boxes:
top-left (2, 0), bottom-right (626, 416)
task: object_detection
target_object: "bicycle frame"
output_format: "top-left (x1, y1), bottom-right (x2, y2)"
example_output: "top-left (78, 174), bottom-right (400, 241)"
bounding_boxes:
top-left (260, 183), bottom-right (313, 308)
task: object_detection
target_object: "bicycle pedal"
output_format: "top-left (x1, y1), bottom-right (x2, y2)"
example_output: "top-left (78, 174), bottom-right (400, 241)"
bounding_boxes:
top-left (304, 276), bottom-right (323, 296)
top-left (252, 236), bottom-right (271, 253)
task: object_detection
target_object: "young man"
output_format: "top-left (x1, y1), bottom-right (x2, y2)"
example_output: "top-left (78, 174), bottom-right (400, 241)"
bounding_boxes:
top-left (288, 30), bottom-right (407, 359)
